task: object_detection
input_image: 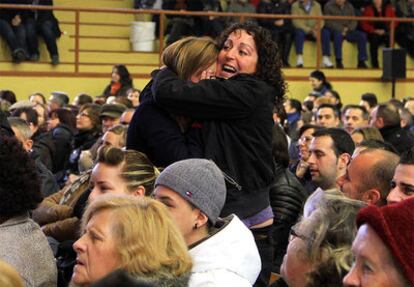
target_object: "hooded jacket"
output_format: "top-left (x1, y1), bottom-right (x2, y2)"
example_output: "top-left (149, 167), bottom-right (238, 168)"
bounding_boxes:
top-left (189, 215), bottom-right (261, 287)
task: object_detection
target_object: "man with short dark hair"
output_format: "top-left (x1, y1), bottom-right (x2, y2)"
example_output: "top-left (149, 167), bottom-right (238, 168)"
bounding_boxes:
top-left (360, 93), bottom-right (377, 113)
top-left (307, 128), bottom-right (354, 190)
top-left (338, 148), bottom-right (400, 206)
top-left (370, 104), bottom-right (414, 154)
top-left (316, 103), bottom-right (340, 128)
top-left (387, 147), bottom-right (414, 204)
top-left (342, 105), bottom-right (369, 133)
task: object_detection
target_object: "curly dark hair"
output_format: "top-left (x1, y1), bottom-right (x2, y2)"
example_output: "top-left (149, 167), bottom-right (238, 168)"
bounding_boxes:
top-left (0, 136), bottom-right (43, 219)
top-left (216, 22), bottom-right (287, 107)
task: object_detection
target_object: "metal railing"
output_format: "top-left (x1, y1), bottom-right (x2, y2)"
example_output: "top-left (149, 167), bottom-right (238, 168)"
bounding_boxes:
top-left (1, 3), bottom-right (413, 74)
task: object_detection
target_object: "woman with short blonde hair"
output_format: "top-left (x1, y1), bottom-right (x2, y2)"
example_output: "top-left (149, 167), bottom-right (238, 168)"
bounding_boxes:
top-left (72, 194), bottom-right (192, 286)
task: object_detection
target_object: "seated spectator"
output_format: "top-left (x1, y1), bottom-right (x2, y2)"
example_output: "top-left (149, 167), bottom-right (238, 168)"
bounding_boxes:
top-left (24, 0), bottom-right (61, 65)
top-left (271, 124), bottom-right (309, 273)
top-left (323, 89), bottom-right (342, 111)
top-left (395, 0), bottom-right (414, 58)
top-left (100, 103), bottom-right (126, 134)
top-left (399, 107), bottom-right (414, 132)
top-left (351, 126), bottom-right (383, 145)
top-left (71, 195), bottom-right (192, 286)
top-left (291, 0), bottom-right (323, 67)
top-left (258, 0), bottom-right (293, 67)
top-left (342, 105), bottom-right (369, 133)
top-left (78, 124), bottom-right (128, 172)
top-left (69, 103), bottom-right (102, 174)
top-left (352, 138), bottom-right (399, 159)
top-left (162, 0), bottom-right (204, 45)
top-left (307, 128), bottom-right (354, 191)
top-left (8, 117), bottom-right (58, 196)
top-left (0, 136), bottom-right (57, 286)
top-left (47, 108), bottom-right (76, 177)
top-left (315, 103), bottom-right (340, 127)
top-left (0, 0), bottom-right (27, 63)
top-left (279, 189), bottom-right (365, 287)
top-left (0, 260), bottom-right (24, 287)
top-left (102, 65), bottom-right (133, 98)
top-left (338, 148), bottom-right (399, 206)
top-left (29, 92), bottom-right (46, 105)
top-left (322, 0), bottom-right (368, 68)
top-left (284, 98), bottom-right (302, 140)
top-left (387, 147), bottom-right (414, 204)
top-left (12, 106), bottom-right (56, 171)
top-left (0, 89), bottom-right (17, 105)
top-left (72, 93), bottom-right (93, 107)
top-left (359, 92), bottom-right (378, 114)
top-left (225, 0), bottom-right (257, 25)
top-left (361, 0), bottom-right (397, 68)
top-left (309, 70), bottom-right (332, 97)
top-left (153, 158), bottom-right (261, 286)
top-left (343, 198), bottom-right (414, 286)
top-left (48, 91), bottom-right (69, 111)
top-left (370, 103), bottom-right (414, 154)
top-left (126, 88), bottom-right (140, 108)
top-left (33, 102), bottom-right (48, 130)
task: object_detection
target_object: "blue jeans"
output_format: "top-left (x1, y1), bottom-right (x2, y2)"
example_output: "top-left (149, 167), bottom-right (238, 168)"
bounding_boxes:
top-left (321, 27), bottom-right (368, 61)
top-left (294, 28), bottom-right (315, 54)
top-left (25, 18), bottom-right (59, 57)
top-left (0, 19), bottom-right (26, 53)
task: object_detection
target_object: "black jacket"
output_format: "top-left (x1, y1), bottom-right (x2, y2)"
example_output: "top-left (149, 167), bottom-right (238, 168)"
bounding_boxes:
top-left (380, 124), bottom-right (414, 155)
top-left (126, 80), bottom-right (203, 168)
top-left (32, 129), bottom-right (56, 172)
top-left (51, 123), bottom-right (74, 174)
top-left (153, 68), bottom-right (277, 219)
top-left (31, 150), bottom-right (59, 197)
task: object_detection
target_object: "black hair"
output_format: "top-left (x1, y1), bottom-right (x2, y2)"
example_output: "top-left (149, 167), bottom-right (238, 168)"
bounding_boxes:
top-left (0, 90), bottom-right (17, 104)
top-left (76, 93), bottom-right (93, 106)
top-left (313, 128), bottom-right (355, 157)
top-left (317, 103), bottom-right (340, 118)
top-left (289, 99), bottom-right (302, 113)
top-left (272, 124), bottom-right (289, 168)
top-left (216, 22), bottom-right (286, 107)
top-left (310, 70), bottom-right (332, 90)
top-left (361, 93), bottom-right (378, 108)
top-left (0, 136), bottom-right (43, 219)
top-left (299, 124), bottom-right (322, 138)
top-left (358, 139), bottom-right (399, 155)
top-left (376, 104), bottom-right (400, 127)
top-left (342, 104), bottom-right (369, 120)
top-left (400, 147), bottom-right (414, 165)
top-left (113, 64), bottom-right (133, 87)
top-left (11, 107), bottom-right (39, 127)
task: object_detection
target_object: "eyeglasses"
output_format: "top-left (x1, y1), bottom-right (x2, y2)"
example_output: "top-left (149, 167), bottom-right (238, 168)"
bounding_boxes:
top-left (298, 136), bottom-right (313, 145)
top-left (78, 111), bottom-right (90, 118)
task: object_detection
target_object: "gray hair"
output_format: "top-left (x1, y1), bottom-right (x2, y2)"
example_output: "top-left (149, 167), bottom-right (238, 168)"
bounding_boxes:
top-left (7, 117), bottom-right (33, 140)
top-left (295, 189), bottom-right (366, 286)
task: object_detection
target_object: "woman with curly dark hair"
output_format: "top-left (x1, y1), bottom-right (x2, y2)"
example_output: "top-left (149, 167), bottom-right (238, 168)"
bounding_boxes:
top-left (0, 136), bottom-right (57, 287)
top-left (102, 64), bottom-right (133, 98)
top-left (151, 22), bottom-right (286, 287)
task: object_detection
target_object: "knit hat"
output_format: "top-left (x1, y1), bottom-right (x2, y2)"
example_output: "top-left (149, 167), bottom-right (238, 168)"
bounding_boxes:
top-left (155, 159), bottom-right (226, 225)
top-left (100, 104), bottom-right (126, 119)
top-left (356, 198), bottom-right (414, 286)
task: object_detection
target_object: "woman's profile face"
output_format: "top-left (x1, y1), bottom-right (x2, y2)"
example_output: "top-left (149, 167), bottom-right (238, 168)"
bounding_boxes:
top-left (310, 77), bottom-right (322, 89)
top-left (76, 108), bottom-right (94, 131)
top-left (72, 209), bottom-right (121, 285)
top-left (216, 29), bottom-right (258, 79)
top-left (88, 162), bottom-right (131, 202)
top-left (47, 113), bottom-right (59, 131)
top-left (111, 68), bottom-right (120, 83)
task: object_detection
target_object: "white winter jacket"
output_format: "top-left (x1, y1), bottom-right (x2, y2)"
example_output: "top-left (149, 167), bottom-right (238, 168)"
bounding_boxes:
top-left (189, 215), bottom-right (261, 287)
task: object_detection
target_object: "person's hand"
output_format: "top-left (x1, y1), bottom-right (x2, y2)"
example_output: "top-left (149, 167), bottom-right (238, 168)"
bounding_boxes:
top-left (11, 15), bottom-right (21, 26)
top-left (200, 69), bottom-right (216, 80)
top-left (342, 27), bottom-right (348, 36)
top-left (275, 19), bottom-right (284, 26)
top-left (296, 160), bottom-right (310, 179)
top-left (311, 28), bottom-right (319, 38)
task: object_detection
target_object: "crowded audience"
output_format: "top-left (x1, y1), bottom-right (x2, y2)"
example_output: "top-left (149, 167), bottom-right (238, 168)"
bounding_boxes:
top-left (2, 2), bottom-right (414, 287)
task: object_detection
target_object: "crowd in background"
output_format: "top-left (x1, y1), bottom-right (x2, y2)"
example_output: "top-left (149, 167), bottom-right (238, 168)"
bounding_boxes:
top-left (0, 5), bottom-right (414, 287)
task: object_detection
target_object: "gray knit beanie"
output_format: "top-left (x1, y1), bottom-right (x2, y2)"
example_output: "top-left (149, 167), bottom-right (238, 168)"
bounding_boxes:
top-left (155, 159), bottom-right (226, 225)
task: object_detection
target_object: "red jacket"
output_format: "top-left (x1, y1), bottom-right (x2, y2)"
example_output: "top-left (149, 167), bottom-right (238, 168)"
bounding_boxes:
top-left (361, 4), bottom-right (398, 34)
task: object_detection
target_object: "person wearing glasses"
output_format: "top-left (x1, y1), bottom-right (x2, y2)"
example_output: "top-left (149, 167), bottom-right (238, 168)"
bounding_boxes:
top-left (276, 189), bottom-right (365, 287)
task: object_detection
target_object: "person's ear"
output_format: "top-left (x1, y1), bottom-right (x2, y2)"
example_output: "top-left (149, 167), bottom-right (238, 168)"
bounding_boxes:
top-left (362, 189), bottom-right (381, 205)
top-left (24, 139), bottom-right (33, 152)
top-left (194, 210), bottom-right (209, 229)
top-left (338, 153), bottom-right (351, 170)
top-left (130, 185), bottom-right (146, 197)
